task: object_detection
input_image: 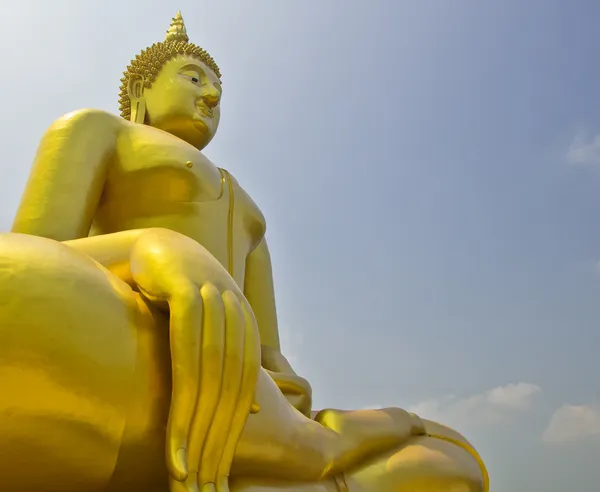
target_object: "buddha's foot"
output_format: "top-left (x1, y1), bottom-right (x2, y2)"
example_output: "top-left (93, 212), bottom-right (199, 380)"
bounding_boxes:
top-left (229, 433), bottom-right (486, 492)
top-left (314, 407), bottom-right (423, 474)
top-left (313, 409), bottom-right (487, 491)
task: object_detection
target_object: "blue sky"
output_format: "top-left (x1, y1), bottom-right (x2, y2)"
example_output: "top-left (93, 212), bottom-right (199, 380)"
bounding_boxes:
top-left (0, 1), bottom-right (599, 490)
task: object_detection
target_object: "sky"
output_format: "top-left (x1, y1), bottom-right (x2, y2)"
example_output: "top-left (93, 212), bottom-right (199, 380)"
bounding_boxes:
top-left (0, 0), bottom-right (599, 490)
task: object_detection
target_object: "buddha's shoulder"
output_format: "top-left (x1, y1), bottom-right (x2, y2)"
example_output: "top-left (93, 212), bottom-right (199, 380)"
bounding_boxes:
top-left (224, 170), bottom-right (263, 212)
top-left (49, 108), bottom-right (125, 134)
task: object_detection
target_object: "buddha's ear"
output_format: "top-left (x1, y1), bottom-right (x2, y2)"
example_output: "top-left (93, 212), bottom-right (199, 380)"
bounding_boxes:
top-left (127, 74), bottom-right (146, 124)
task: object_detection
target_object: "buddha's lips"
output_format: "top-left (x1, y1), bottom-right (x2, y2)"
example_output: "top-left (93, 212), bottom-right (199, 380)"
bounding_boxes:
top-left (196, 103), bottom-right (213, 119)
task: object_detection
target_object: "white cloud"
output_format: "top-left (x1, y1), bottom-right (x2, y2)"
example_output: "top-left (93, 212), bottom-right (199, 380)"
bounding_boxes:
top-left (566, 131), bottom-right (600, 166)
top-left (542, 402), bottom-right (600, 443)
top-left (408, 382), bottom-right (541, 429)
top-left (358, 404), bottom-right (384, 410)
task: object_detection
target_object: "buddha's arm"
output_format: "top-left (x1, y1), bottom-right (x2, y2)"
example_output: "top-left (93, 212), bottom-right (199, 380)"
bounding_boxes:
top-left (244, 237), bottom-right (299, 369)
top-left (12, 109), bottom-right (119, 240)
top-left (244, 237), bottom-right (312, 415)
top-left (243, 238), bottom-right (283, 354)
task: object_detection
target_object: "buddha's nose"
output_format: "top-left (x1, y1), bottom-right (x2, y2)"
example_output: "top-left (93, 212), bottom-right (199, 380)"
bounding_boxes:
top-left (201, 87), bottom-right (221, 108)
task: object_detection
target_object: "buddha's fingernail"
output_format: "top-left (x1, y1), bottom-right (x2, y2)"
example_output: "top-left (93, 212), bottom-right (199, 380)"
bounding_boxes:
top-left (202, 483), bottom-right (216, 492)
top-left (175, 447), bottom-right (188, 480)
top-left (250, 402), bottom-right (260, 413)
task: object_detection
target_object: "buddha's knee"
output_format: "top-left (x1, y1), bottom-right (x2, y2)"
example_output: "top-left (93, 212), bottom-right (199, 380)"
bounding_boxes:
top-left (0, 232), bottom-right (137, 324)
top-left (130, 227), bottom-right (240, 299)
top-left (0, 230), bottom-right (138, 370)
top-left (349, 436), bottom-right (485, 492)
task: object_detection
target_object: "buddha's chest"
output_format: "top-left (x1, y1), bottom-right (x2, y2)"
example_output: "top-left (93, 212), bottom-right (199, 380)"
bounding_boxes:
top-left (110, 124), bottom-right (223, 203)
top-left (95, 125), bottom-right (266, 286)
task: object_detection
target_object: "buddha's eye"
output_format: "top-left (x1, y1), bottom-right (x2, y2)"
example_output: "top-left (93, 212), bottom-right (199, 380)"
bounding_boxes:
top-left (181, 71), bottom-right (202, 85)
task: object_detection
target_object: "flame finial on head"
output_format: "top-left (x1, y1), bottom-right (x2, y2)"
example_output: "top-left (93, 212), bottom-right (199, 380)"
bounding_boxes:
top-left (165, 11), bottom-right (189, 43)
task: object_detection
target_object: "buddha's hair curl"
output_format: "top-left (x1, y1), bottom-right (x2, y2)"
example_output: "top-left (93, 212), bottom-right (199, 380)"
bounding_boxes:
top-left (118, 40), bottom-right (221, 121)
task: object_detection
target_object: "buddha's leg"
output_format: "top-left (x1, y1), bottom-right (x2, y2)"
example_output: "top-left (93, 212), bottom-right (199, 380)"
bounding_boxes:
top-left (231, 369), bottom-right (338, 481)
top-left (0, 233), bottom-right (144, 492)
top-left (233, 407), bottom-right (486, 491)
top-left (231, 377), bottom-right (425, 483)
top-left (67, 228), bottom-right (261, 492)
top-left (230, 421), bottom-right (485, 492)
top-left (230, 479), bottom-right (337, 492)
top-left (65, 229), bottom-right (454, 489)
top-left (65, 230), bottom-right (347, 484)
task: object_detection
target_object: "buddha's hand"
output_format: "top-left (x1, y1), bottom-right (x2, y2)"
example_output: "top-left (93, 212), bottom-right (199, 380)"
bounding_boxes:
top-left (129, 229), bottom-right (261, 492)
top-left (261, 345), bottom-right (313, 416)
top-left (265, 369), bottom-right (313, 417)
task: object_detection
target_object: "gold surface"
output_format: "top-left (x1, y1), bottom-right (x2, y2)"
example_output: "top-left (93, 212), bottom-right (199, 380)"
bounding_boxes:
top-left (1, 11), bottom-right (489, 492)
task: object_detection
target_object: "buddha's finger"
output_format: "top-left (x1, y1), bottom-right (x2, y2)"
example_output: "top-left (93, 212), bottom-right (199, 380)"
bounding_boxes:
top-left (168, 475), bottom-right (194, 492)
top-left (166, 287), bottom-right (204, 482)
top-left (215, 476), bottom-right (229, 492)
top-left (186, 283), bottom-right (225, 479)
top-left (215, 300), bottom-right (261, 487)
top-left (198, 291), bottom-right (245, 489)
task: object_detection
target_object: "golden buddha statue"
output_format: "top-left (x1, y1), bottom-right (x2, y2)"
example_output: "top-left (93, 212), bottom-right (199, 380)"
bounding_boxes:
top-left (0, 12), bottom-right (489, 492)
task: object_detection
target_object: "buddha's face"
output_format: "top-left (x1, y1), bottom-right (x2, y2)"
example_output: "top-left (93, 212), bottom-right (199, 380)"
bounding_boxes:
top-left (142, 55), bottom-right (222, 150)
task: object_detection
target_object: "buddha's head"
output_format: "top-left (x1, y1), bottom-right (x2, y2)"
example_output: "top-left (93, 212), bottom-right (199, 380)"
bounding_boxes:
top-left (118, 12), bottom-right (222, 150)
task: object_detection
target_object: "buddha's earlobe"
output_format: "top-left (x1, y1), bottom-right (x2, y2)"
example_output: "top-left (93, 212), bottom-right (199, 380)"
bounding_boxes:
top-left (127, 74), bottom-right (147, 124)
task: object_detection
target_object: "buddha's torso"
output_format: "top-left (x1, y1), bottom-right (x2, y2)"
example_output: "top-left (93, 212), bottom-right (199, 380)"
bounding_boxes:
top-left (91, 121), bottom-right (266, 287)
